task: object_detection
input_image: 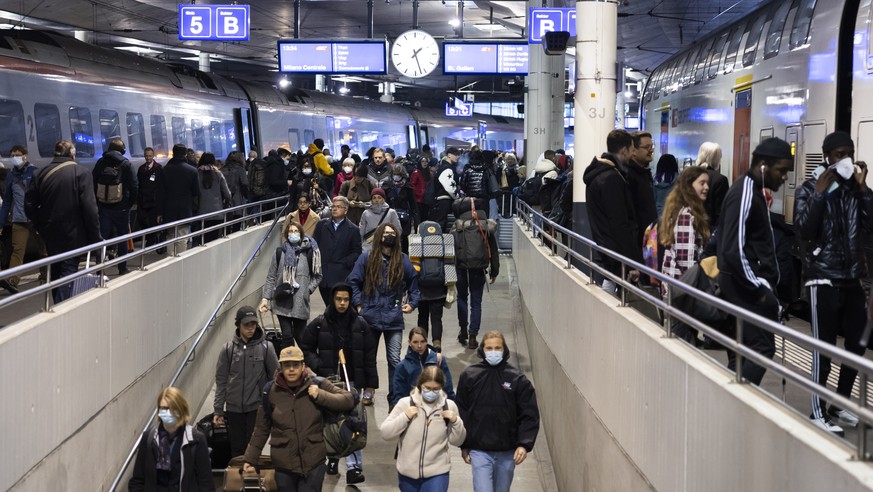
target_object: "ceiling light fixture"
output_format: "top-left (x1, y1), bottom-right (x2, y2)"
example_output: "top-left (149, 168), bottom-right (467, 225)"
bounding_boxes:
top-left (448, 18), bottom-right (461, 27)
top-left (279, 77), bottom-right (290, 88)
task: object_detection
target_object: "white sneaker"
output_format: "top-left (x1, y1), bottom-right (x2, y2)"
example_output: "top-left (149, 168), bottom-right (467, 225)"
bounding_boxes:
top-left (810, 417), bottom-right (845, 436)
top-left (828, 409), bottom-right (859, 428)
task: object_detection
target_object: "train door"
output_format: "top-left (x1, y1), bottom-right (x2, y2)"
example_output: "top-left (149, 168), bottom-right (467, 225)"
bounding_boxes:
top-left (407, 124), bottom-right (417, 151)
top-left (288, 129), bottom-right (301, 153)
top-left (783, 125), bottom-right (800, 224)
top-left (858, 121), bottom-right (873, 189)
top-left (659, 111), bottom-right (669, 155)
top-left (325, 116), bottom-right (336, 152)
top-left (732, 89), bottom-right (752, 181)
top-left (419, 125), bottom-right (429, 150)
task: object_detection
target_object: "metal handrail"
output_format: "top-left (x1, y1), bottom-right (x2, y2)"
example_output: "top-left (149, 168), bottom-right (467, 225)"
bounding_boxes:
top-left (108, 200), bottom-right (289, 490)
top-left (516, 199), bottom-right (873, 458)
top-left (0, 196), bottom-right (289, 314)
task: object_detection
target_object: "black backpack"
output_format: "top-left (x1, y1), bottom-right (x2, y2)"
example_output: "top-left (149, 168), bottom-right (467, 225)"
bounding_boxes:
top-left (415, 221), bottom-right (448, 288)
top-left (517, 174), bottom-right (543, 206)
top-left (96, 161), bottom-right (124, 204)
top-left (249, 159), bottom-right (268, 198)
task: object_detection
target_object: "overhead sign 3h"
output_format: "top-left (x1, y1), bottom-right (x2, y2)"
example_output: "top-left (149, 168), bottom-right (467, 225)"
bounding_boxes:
top-left (179, 4), bottom-right (250, 41)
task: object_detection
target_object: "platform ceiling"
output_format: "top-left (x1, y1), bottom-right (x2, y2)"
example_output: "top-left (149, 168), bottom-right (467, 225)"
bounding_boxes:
top-left (0, 0), bottom-right (768, 102)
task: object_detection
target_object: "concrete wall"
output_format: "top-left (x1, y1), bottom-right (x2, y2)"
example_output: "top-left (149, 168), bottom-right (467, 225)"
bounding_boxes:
top-left (0, 223), bottom-right (279, 491)
top-left (512, 221), bottom-right (873, 492)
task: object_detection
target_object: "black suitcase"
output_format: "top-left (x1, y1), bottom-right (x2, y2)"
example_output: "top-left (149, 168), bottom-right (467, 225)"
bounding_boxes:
top-left (198, 413), bottom-right (233, 470)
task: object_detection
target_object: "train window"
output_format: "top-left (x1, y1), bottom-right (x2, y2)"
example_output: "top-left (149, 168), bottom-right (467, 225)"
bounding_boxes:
top-left (68, 107), bottom-right (94, 158)
top-left (741, 13), bottom-right (766, 68)
top-left (0, 100), bottom-right (26, 157)
top-left (191, 119), bottom-right (205, 151)
top-left (694, 37), bottom-right (715, 83)
top-left (99, 110), bottom-right (121, 151)
top-left (0, 37), bottom-right (11, 51)
top-left (149, 115), bottom-right (168, 157)
top-left (682, 46), bottom-right (701, 85)
top-left (723, 23), bottom-right (745, 74)
top-left (209, 120), bottom-right (223, 156)
top-left (707, 32), bottom-right (729, 79)
top-left (764, 0), bottom-right (795, 59)
top-left (171, 117), bottom-right (187, 147)
top-left (35, 103), bottom-right (61, 158)
top-left (789, 0), bottom-right (817, 50)
top-left (304, 129), bottom-right (315, 151)
top-left (224, 120), bottom-right (237, 153)
top-left (670, 53), bottom-right (688, 86)
top-left (126, 113), bottom-right (146, 157)
top-left (288, 129), bottom-right (301, 153)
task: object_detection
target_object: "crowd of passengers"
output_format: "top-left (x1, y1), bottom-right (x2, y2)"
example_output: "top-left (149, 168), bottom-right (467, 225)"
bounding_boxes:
top-left (0, 136), bottom-right (542, 491)
top-left (522, 128), bottom-right (871, 438)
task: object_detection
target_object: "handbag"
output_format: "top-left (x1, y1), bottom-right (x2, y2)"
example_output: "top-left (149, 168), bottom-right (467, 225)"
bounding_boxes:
top-left (273, 282), bottom-right (294, 300)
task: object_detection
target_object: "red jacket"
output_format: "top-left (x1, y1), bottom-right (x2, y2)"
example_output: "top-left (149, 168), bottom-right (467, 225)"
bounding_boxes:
top-left (410, 168), bottom-right (428, 203)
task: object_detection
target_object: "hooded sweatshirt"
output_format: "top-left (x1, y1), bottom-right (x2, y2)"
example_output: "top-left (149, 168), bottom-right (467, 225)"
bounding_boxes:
top-left (308, 143), bottom-right (334, 176)
top-left (359, 201), bottom-right (402, 250)
top-left (214, 325), bottom-right (280, 414)
top-left (380, 387), bottom-right (466, 479)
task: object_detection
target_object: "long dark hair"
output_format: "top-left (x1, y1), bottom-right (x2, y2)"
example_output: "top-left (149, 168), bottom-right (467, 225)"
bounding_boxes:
top-left (199, 152), bottom-right (216, 189)
top-left (659, 166), bottom-right (710, 246)
top-left (654, 154), bottom-right (679, 184)
top-left (363, 223), bottom-right (404, 297)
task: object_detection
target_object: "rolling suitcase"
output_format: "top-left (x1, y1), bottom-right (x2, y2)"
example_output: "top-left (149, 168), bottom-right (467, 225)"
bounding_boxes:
top-left (69, 256), bottom-right (100, 297)
top-left (258, 311), bottom-right (282, 356)
top-left (223, 455), bottom-right (276, 491)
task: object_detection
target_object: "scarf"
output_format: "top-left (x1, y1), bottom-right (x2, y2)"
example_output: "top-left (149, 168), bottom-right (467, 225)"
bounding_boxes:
top-left (280, 238), bottom-right (321, 288)
top-left (156, 426), bottom-right (181, 471)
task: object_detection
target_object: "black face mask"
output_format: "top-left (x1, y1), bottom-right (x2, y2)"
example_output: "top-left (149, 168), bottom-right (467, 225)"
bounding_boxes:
top-left (382, 235), bottom-right (397, 247)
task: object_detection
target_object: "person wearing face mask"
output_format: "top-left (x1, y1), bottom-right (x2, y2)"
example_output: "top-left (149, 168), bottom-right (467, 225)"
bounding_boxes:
top-left (245, 148), bottom-right (259, 173)
top-left (348, 223), bottom-right (420, 409)
top-left (455, 331), bottom-right (540, 492)
top-left (259, 220), bottom-right (323, 348)
top-left (0, 145), bottom-right (48, 294)
top-left (717, 137), bottom-right (794, 386)
top-left (135, 147), bottom-right (167, 252)
top-left (794, 131), bottom-right (873, 435)
top-left (359, 188), bottom-right (402, 253)
top-left (27, 140), bottom-right (102, 304)
top-left (380, 365), bottom-right (466, 492)
top-left (129, 387), bottom-right (214, 491)
top-left (333, 157), bottom-right (356, 197)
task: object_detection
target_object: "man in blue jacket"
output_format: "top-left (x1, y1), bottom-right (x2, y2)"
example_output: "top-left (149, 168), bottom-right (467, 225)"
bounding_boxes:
top-left (456, 330), bottom-right (540, 492)
top-left (717, 138), bottom-right (793, 385)
top-left (0, 144), bottom-right (47, 293)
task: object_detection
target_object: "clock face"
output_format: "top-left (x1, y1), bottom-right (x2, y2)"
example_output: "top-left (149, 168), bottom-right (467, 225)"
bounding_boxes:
top-left (391, 30), bottom-right (440, 79)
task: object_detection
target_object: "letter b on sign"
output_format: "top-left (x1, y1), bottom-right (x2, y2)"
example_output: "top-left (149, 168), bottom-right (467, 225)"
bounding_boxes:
top-left (216, 7), bottom-right (249, 39)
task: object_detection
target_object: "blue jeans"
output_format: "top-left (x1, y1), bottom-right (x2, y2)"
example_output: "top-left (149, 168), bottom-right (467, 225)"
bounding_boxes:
top-left (399, 472), bottom-right (450, 492)
top-left (50, 256), bottom-right (81, 304)
top-left (275, 463), bottom-right (326, 491)
top-left (457, 268), bottom-right (486, 335)
top-left (98, 207), bottom-right (130, 273)
top-left (470, 450), bottom-right (515, 492)
top-left (345, 449), bottom-right (363, 471)
top-left (372, 329), bottom-right (403, 404)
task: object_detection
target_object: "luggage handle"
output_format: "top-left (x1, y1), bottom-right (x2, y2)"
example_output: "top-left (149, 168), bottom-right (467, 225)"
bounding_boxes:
top-left (337, 349), bottom-right (352, 392)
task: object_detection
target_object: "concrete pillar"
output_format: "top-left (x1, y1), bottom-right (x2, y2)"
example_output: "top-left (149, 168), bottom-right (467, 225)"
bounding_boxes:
top-left (615, 90), bottom-right (626, 129)
top-left (198, 52), bottom-right (210, 72)
top-left (573, 0), bottom-right (617, 238)
top-left (315, 75), bottom-right (327, 92)
top-left (524, 35), bottom-right (565, 175)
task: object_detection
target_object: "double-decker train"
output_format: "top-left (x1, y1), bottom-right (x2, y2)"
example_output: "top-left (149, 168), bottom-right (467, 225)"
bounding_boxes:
top-left (641, 0), bottom-right (873, 227)
top-left (0, 29), bottom-right (530, 169)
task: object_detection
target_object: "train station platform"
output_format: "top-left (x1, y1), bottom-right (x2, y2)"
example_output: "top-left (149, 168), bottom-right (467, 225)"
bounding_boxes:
top-left (6, 203), bottom-right (873, 491)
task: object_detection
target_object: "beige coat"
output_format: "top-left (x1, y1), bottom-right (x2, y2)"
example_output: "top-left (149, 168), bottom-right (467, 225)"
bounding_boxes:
top-left (379, 388), bottom-right (466, 479)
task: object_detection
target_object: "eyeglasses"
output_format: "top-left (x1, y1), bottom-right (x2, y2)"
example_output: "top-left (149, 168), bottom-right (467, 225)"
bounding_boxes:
top-left (640, 144), bottom-right (655, 151)
top-left (330, 205), bottom-right (348, 210)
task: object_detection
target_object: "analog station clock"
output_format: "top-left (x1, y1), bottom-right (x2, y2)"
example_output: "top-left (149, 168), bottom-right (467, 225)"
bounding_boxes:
top-left (391, 29), bottom-right (440, 78)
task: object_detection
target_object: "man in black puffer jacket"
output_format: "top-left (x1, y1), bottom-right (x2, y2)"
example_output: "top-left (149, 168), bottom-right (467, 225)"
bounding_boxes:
top-left (460, 150), bottom-right (492, 214)
top-left (794, 131), bottom-right (873, 435)
top-left (298, 282), bottom-right (377, 483)
top-left (93, 138), bottom-right (138, 275)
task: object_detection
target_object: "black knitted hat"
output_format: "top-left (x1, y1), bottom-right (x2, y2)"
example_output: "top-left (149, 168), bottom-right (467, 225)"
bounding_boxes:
top-left (822, 131), bottom-right (854, 154)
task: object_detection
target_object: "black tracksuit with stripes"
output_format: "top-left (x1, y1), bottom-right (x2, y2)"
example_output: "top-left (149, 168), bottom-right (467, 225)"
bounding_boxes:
top-left (717, 170), bottom-right (780, 385)
top-left (794, 172), bottom-right (873, 419)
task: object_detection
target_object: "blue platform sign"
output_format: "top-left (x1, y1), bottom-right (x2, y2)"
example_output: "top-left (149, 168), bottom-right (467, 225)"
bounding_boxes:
top-left (445, 101), bottom-right (473, 118)
top-left (528, 7), bottom-right (576, 44)
top-left (179, 4), bottom-right (250, 41)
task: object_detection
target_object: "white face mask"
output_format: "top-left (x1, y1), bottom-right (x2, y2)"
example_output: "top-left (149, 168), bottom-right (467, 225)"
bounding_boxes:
top-left (834, 157), bottom-right (854, 180)
top-left (11, 156), bottom-right (24, 168)
top-left (343, 166), bottom-right (353, 174)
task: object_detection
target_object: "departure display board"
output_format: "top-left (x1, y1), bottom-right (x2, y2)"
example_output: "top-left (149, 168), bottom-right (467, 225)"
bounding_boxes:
top-left (278, 40), bottom-right (387, 74)
top-left (443, 43), bottom-right (529, 75)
